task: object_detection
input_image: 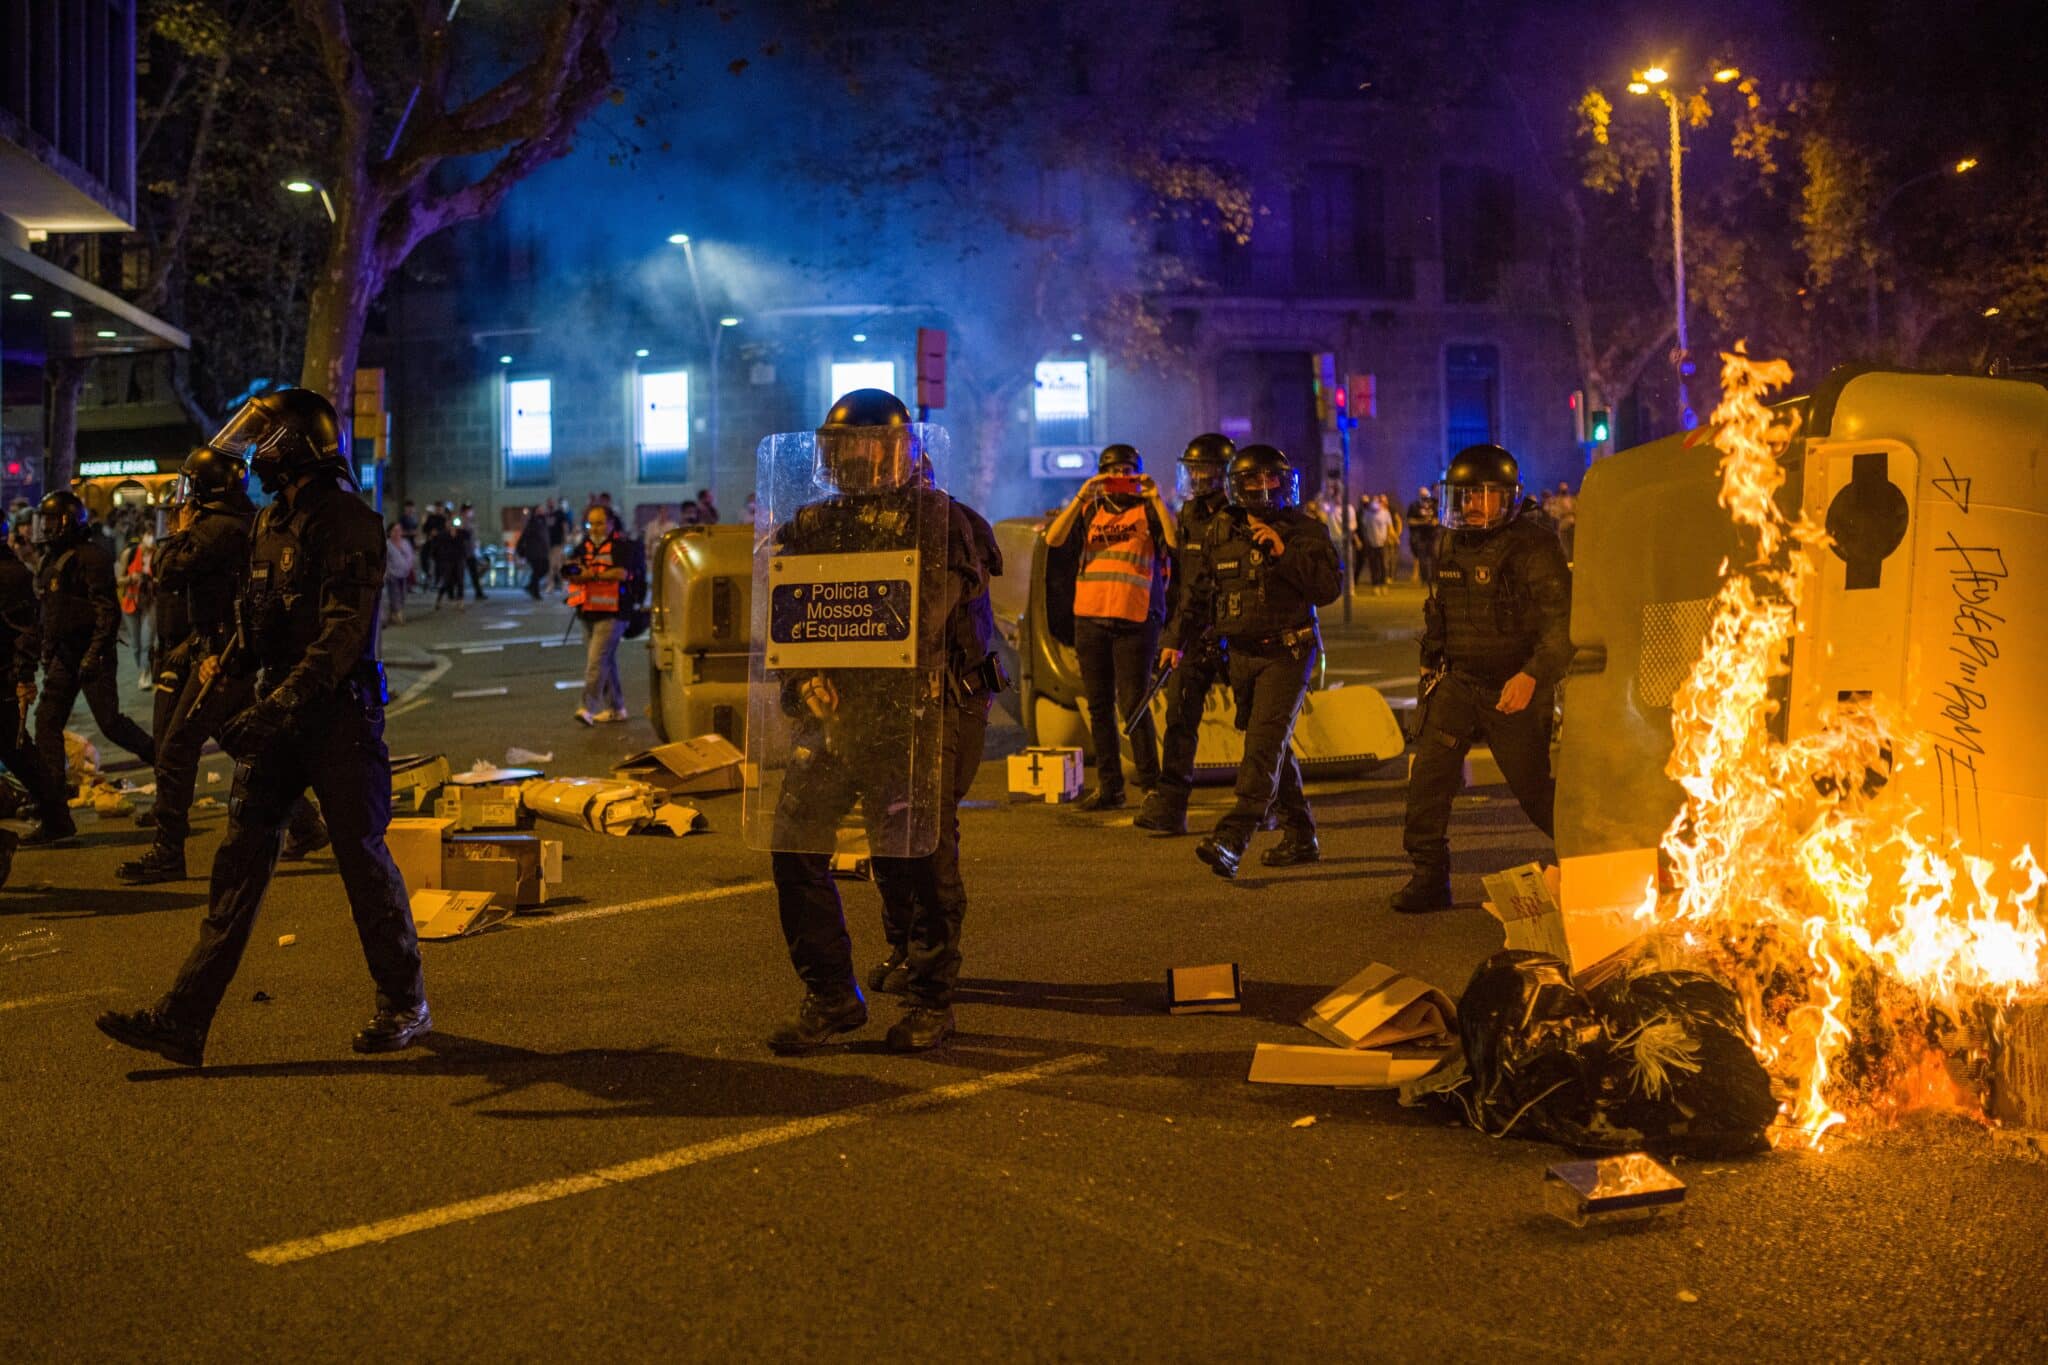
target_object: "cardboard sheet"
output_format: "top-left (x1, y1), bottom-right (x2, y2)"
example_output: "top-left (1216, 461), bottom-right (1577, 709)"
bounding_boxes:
top-left (614, 735), bottom-right (744, 795)
top-left (410, 889), bottom-right (508, 940)
top-left (1303, 961), bottom-right (1456, 1049)
top-left (1483, 861), bottom-right (1642, 979)
top-left (1247, 1044), bottom-right (1439, 1089)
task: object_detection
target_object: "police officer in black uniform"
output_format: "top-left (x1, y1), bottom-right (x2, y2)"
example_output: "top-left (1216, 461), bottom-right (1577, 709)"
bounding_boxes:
top-left (1184, 445), bottom-right (1341, 879)
top-left (116, 447), bottom-right (327, 884)
top-left (868, 449), bottom-right (1004, 1001)
top-left (1394, 443), bottom-right (1573, 913)
top-left (0, 535), bottom-right (75, 850)
top-left (96, 388), bottom-right (428, 1067)
top-left (763, 390), bottom-right (995, 1055)
top-left (31, 489), bottom-right (155, 791)
top-left (1137, 434), bottom-right (1235, 836)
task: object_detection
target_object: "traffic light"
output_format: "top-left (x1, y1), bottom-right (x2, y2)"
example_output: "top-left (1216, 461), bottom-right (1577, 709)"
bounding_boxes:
top-left (1589, 408), bottom-right (1611, 444)
top-left (1569, 388), bottom-right (1586, 444)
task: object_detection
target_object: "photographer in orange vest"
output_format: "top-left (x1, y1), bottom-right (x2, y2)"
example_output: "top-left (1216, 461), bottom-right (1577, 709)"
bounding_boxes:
top-left (1044, 443), bottom-right (1175, 809)
top-left (564, 503), bottom-right (644, 726)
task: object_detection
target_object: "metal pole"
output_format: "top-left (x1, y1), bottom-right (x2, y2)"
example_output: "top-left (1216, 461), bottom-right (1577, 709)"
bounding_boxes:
top-left (1338, 414), bottom-right (1353, 625)
top-left (1666, 92), bottom-right (1691, 430)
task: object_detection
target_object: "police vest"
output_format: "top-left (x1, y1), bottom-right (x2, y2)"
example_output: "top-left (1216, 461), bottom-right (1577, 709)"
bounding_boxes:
top-left (1434, 520), bottom-right (1545, 682)
top-left (1074, 502), bottom-right (1160, 623)
top-left (568, 539), bottom-right (622, 613)
top-left (1208, 511), bottom-right (1318, 638)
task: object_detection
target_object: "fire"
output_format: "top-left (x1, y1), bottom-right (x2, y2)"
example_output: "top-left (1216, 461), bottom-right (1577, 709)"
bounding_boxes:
top-left (1638, 345), bottom-right (2048, 1145)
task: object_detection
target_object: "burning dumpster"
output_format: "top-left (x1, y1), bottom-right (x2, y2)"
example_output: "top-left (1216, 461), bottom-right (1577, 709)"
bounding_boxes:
top-left (1556, 357), bottom-right (2048, 1141)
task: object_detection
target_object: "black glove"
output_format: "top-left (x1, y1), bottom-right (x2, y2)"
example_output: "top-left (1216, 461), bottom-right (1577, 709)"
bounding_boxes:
top-left (220, 686), bottom-right (304, 760)
top-left (78, 651), bottom-right (107, 681)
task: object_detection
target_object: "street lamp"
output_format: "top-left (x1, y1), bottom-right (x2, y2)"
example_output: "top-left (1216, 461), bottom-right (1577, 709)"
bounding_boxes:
top-left (1865, 157), bottom-right (1980, 348)
top-left (1627, 61), bottom-right (1735, 431)
top-left (283, 178), bottom-right (336, 223)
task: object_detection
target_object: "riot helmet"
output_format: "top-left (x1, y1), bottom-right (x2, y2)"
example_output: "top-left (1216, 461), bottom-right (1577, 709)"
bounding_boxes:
top-left (1176, 432), bottom-right (1235, 501)
top-left (1096, 443), bottom-right (1143, 475)
top-left (174, 445), bottom-right (250, 509)
top-left (33, 489), bottom-right (87, 546)
top-left (815, 388), bottom-right (913, 493)
top-left (1226, 445), bottom-right (1298, 510)
top-left (207, 387), bottom-right (349, 494)
top-left (1439, 443), bottom-right (1521, 532)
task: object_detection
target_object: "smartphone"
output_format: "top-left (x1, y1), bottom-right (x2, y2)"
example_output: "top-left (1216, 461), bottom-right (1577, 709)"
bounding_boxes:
top-left (1098, 475), bottom-right (1142, 498)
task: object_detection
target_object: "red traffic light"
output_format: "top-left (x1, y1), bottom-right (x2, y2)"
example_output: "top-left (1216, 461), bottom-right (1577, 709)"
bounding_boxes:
top-left (1334, 385), bottom-right (1348, 411)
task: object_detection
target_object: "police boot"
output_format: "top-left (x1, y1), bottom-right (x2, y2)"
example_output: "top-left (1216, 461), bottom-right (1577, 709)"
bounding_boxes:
top-left (0, 828), bottom-right (17, 889)
top-left (886, 1004), bottom-right (955, 1052)
top-left (1133, 789), bottom-right (1188, 835)
top-left (865, 948), bottom-right (911, 996)
top-left (1260, 833), bottom-right (1321, 867)
top-left (767, 990), bottom-right (868, 1055)
top-left (116, 842), bottom-right (187, 885)
top-left (1074, 785), bottom-right (1125, 812)
top-left (1391, 866), bottom-right (1454, 914)
top-left (95, 1006), bottom-right (206, 1068)
top-left (135, 806), bottom-right (156, 828)
top-left (21, 816), bottom-right (79, 846)
top-left (353, 1001), bottom-right (434, 1054)
top-left (1196, 836), bottom-right (1244, 880)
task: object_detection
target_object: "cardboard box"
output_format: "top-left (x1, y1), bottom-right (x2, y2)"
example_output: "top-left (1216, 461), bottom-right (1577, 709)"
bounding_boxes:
top-left (436, 782), bottom-right (529, 831)
top-left (1303, 962), bottom-right (1456, 1050)
top-left (1247, 1043), bottom-right (1440, 1089)
top-left (1166, 963), bottom-right (1242, 1014)
top-left (391, 754), bottom-right (451, 814)
top-left (1482, 862), bottom-right (1640, 981)
top-left (388, 816), bottom-right (457, 896)
top-left (410, 888), bottom-right (508, 940)
top-left (1007, 746), bottom-right (1083, 803)
top-left (614, 734), bottom-right (744, 795)
top-left (443, 833), bottom-right (560, 909)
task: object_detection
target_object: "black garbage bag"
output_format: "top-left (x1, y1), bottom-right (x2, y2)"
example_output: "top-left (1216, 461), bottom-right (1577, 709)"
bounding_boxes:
top-left (1404, 950), bottom-right (1774, 1156)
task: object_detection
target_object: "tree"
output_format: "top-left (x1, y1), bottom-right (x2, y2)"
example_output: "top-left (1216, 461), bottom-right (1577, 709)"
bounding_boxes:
top-left (293, 0), bottom-right (623, 418)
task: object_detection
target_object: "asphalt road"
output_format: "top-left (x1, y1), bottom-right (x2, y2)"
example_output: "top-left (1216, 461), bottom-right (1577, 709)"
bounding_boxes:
top-left (3, 579), bottom-right (2043, 1361)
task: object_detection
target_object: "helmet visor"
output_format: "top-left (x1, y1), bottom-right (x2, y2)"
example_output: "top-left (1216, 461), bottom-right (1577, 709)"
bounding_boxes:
top-left (816, 427), bottom-right (913, 493)
top-left (1439, 480), bottom-right (1517, 530)
top-left (1228, 466), bottom-right (1299, 510)
top-left (207, 402), bottom-right (275, 462)
top-left (1176, 462), bottom-right (1225, 502)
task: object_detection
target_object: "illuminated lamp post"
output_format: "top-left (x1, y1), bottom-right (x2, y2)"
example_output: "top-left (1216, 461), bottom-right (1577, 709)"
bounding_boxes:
top-left (283, 178), bottom-right (335, 223)
top-left (1866, 157), bottom-right (1980, 353)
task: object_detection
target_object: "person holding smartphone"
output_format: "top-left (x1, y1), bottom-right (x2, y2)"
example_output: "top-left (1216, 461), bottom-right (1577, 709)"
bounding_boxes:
top-left (1044, 443), bottom-right (1175, 810)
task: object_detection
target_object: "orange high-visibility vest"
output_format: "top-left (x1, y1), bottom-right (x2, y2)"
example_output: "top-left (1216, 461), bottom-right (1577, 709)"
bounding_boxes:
top-left (568, 538), bottom-right (621, 613)
top-left (1073, 503), bottom-right (1158, 623)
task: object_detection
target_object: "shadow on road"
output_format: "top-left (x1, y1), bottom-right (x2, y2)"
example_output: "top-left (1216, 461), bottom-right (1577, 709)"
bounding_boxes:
top-left (2, 885), bottom-right (207, 917)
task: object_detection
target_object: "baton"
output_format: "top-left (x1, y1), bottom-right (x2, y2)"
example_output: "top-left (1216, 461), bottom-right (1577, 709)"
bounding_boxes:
top-left (1123, 658), bottom-right (1178, 738)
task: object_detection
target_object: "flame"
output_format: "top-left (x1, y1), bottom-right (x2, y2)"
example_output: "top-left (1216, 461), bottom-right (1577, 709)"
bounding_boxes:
top-left (1640, 345), bottom-right (2048, 1145)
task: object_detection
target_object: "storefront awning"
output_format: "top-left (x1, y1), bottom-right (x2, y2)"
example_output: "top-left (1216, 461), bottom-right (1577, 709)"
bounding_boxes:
top-left (0, 238), bottom-right (188, 359)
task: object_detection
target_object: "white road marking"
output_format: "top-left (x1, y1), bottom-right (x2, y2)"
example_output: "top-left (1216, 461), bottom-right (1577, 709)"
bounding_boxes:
top-left (552, 680), bottom-right (582, 690)
top-left (385, 652), bottom-right (452, 719)
top-left (519, 880), bottom-right (773, 927)
top-left (0, 988), bottom-right (114, 1014)
top-left (247, 1051), bottom-right (1103, 1266)
top-left (450, 687), bottom-right (509, 700)
top-left (459, 645), bottom-right (504, 655)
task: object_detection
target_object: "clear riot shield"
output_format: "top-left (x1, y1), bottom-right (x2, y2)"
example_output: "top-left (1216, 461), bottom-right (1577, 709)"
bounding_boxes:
top-left (743, 424), bottom-right (951, 858)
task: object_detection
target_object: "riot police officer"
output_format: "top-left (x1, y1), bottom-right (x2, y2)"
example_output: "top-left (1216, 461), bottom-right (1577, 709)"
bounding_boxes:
top-left (1183, 445), bottom-right (1341, 878)
top-left (31, 489), bottom-right (155, 792)
top-left (1395, 443), bottom-right (1572, 913)
top-left (755, 390), bottom-right (995, 1054)
top-left (869, 449), bottom-right (1004, 998)
top-left (1137, 433), bottom-right (1235, 835)
top-left (96, 388), bottom-right (428, 1067)
top-left (0, 535), bottom-right (75, 847)
top-left (116, 447), bottom-right (327, 884)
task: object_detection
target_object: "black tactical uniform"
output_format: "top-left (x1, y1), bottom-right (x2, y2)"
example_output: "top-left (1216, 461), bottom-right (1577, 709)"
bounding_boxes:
top-left (97, 389), bottom-right (428, 1068)
top-left (870, 494), bottom-right (1002, 998)
top-left (118, 450), bottom-right (327, 884)
top-left (0, 539), bottom-right (76, 843)
top-left (1185, 446), bottom-right (1341, 879)
top-left (764, 389), bottom-right (991, 1055)
top-left (1137, 434), bottom-right (1235, 836)
top-left (1396, 443), bottom-right (1573, 913)
top-left (31, 490), bottom-right (155, 788)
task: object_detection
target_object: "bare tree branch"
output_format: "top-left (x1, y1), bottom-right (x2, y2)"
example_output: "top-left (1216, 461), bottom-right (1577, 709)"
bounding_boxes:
top-left (293, 0), bottom-right (377, 174)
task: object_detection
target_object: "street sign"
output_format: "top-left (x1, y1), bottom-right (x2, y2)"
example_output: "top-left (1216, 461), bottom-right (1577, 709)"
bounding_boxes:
top-left (915, 327), bottom-right (947, 410)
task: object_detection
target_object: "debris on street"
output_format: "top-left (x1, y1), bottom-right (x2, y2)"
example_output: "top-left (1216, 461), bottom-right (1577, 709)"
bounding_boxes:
top-left (1250, 1043), bottom-right (1438, 1089)
top-left (520, 776), bottom-right (659, 835)
top-left (1006, 746), bottom-right (1083, 803)
top-left (0, 926), bottom-right (59, 965)
top-left (1167, 963), bottom-right (1242, 1014)
top-left (1303, 961), bottom-right (1455, 1048)
top-left (1289, 1115), bottom-right (1317, 1129)
top-left (1542, 1153), bottom-right (1687, 1228)
top-left (613, 735), bottom-right (743, 796)
top-left (410, 888), bottom-right (508, 940)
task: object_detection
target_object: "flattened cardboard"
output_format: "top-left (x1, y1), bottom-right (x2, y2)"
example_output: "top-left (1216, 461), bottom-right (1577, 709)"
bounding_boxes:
top-left (1304, 962), bottom-right (1456, 1049)
top-left (646, 804), bottom-right (706, 836)
top-left (1246, 1043), bottom-right (1439, 1089)
top-left (388, 816), bottom-right (457, 895)
top-left (1167, 963), bottom-right (1242, 1014)
top-left (410, 888), bottom-right (508, 940)
top-left (614, 734), bottom-right (744, 795)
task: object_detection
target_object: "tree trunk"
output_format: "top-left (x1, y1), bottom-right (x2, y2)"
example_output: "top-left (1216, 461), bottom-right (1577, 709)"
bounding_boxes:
top-left (44, 357), bottom-right (93, 488)
top-left (299, 192), bottom-right (382, 422)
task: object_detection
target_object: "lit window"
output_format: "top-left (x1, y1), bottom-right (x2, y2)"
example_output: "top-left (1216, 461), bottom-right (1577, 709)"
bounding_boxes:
top-left (1033, 360), bottom-right (1091, 447)
top-left (504, 376), bottom-right (553, 485)
top-left (830, 360), bottom-right (897, 401)
top-left (637, 369), bottom-right (690, 483)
